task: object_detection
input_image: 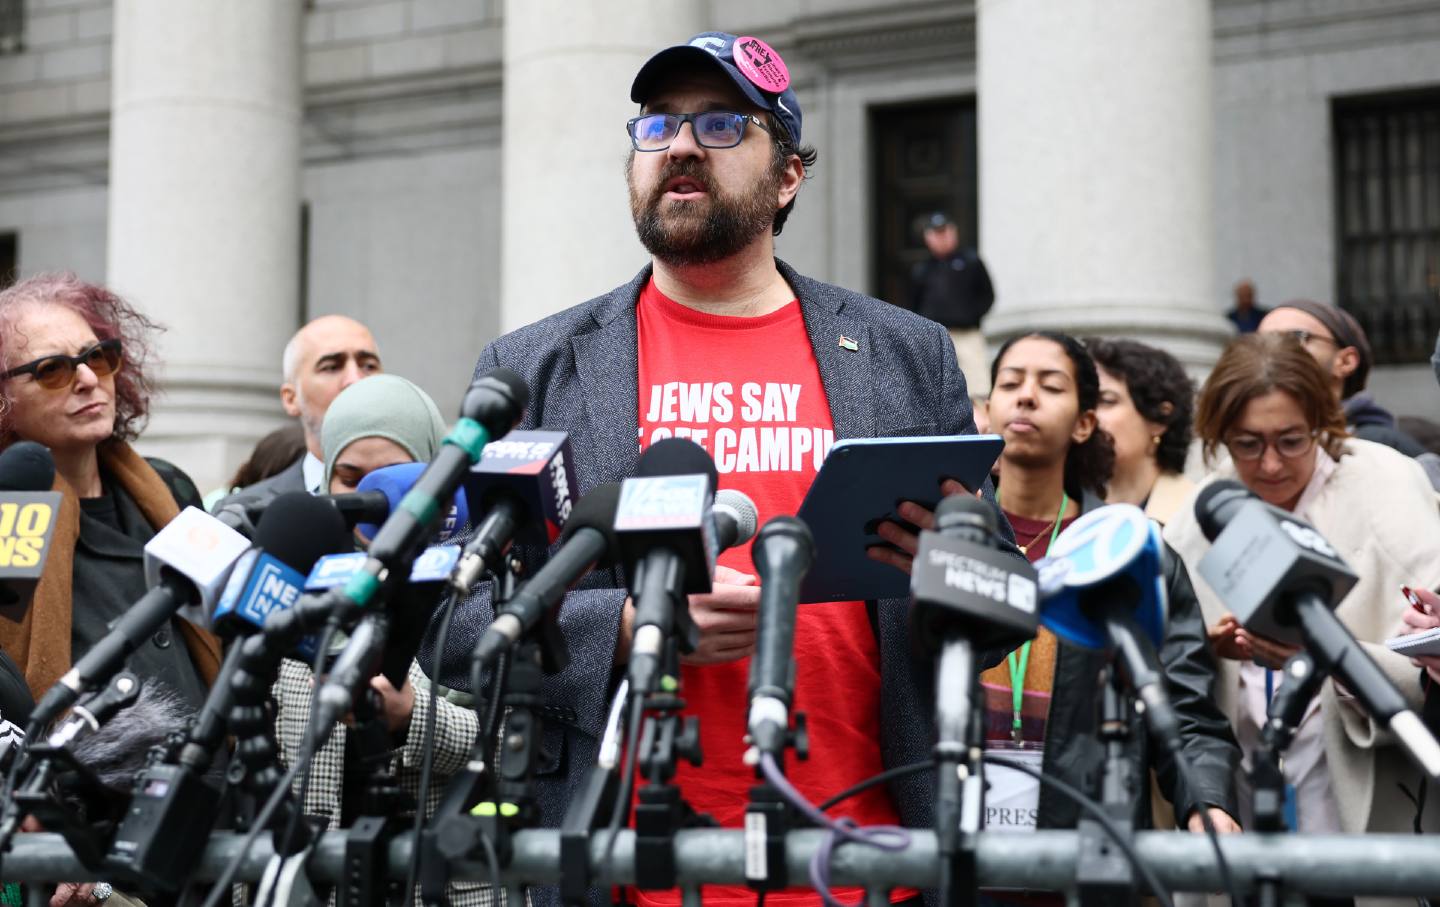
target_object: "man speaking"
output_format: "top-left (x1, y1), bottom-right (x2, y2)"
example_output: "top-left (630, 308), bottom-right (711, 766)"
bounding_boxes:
top-left (440, 31), bottom-right (999, 905)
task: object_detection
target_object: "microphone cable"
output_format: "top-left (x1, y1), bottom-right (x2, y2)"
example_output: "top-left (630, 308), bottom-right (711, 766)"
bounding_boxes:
top-left (758, 751), bottom-right (909, 907)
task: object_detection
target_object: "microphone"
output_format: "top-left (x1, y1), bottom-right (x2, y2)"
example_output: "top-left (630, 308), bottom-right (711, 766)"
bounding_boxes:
top-left (212, 492), bottom-right (356, 648)
top-left (1039, 504), bottom-right (1180, 752)
top-left (616, 438), bottom-right (721, 696)
top-left (747, 516), bottom-right (815, 759)
top-left (305, 544), bottom-right (461, 688)
top-left (351, 462), bottom-right (471, 544)
top-left (910, 495), bottom-right (1040, 655)
top-left (0, 441), bottom-right (62, 620)
top-left (30, 508), bottom-right (251, 729)
top-left (472, 482), bottom-right (624, 667)
top-left (1194, 480), bottom-right (1440, 778)
top-left (451, 430), bottom-right (579, 594)
top-left (352, 368), bottom-right (527, 611)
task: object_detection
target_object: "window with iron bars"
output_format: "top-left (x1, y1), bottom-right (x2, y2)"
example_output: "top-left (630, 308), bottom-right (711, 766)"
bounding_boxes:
top-left (1334, 89), bottom-right (1440, 365)
top-left (0, 0), bottom-right (22, 55)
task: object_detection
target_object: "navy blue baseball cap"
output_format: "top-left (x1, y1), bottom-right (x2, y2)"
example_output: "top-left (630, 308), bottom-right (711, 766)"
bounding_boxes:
top-left (631, 32), bottom-right (803, 144)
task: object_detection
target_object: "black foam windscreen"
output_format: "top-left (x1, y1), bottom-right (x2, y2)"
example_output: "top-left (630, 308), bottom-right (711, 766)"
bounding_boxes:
top-left (254, 492), bottom-right (354, 573)
top-left (1194, 479), bottom-right (1253, 542)
top-left (0, 441), bottom-right (55, 491)
top-left (634, 437), bottom-right (719, 486)
top-left (935, 493), bottom-right (995, 535)
top-left (463, 366), bottom-right (530, 432)
top-left (559, 482), bottom-right (623, 563)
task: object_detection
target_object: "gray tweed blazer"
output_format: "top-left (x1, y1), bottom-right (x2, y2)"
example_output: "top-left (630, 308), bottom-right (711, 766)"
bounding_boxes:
top-left (430, 259), bottom-right (1010, 903)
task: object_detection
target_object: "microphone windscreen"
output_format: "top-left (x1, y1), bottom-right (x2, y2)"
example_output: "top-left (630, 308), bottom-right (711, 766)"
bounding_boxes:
top-left (935, 494), bottom-right (995, 535)
top-left (254, 492), bottom-right (354, 573)
top-left (715, 489), bottom-right (759, 547)
top-left (357, 462), bottom-right (470, 541)
top-left (68, 682), bottom-right (193, 791)
top-left (635, 437), bottom-right (719, 486)
top-left (0, 441), bottom-right (56, 491)
top-left (1194, 479), bottom-right (1253, 542)
top-left (559, 482), bottom-right (623, 562)
top-left (464, 367), bottom-right (530, 431)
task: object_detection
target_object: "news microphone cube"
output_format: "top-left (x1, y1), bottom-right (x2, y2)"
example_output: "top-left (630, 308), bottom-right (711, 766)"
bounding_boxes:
top-left (911, 530), bottom-right (1039, 650)
top-left (464, 431), bottom-right (578, 546)
top-left (613, 473), bottom-right (716, 594)
top-left (0, 490), bottom-right (62, 620)
top-left (1197, 498), bottom-right (1358, 645)
top-left (143, 507), bottom-right (252, 627)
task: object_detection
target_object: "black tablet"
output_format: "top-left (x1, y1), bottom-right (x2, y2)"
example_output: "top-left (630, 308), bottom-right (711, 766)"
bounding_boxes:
top-left (795, 434), bottom-right (1004, 603)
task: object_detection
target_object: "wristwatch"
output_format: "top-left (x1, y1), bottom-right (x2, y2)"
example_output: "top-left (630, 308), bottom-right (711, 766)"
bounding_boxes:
top-left (91, 883), bottom-right (113, 902)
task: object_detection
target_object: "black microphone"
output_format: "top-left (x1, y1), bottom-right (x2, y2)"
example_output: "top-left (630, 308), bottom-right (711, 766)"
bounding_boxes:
top-left (911, 496), bottom-right (1039, 653)
top-left (185, 494), bottom-right (353, 766)
top-left (453, 430), bottom-right (580, 594)
top-left (353, 368), bottom-right (528, 611)
top-left (1195, 479), bottom-right (1440, 777)
top-left (617, 438), bottom-right (721, 696)
top-left (472, 482), bottom-right (624, 667)
top-left (746, 517), bottom-right (815, 758)
top-left (0, 441), bottom-right (62, 620)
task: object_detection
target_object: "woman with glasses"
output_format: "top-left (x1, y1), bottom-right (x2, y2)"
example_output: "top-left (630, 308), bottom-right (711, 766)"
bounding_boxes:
top-left (0, 273), bottom-right (219, 719)
top-left (1165, 331), bottom-right (1440, 841)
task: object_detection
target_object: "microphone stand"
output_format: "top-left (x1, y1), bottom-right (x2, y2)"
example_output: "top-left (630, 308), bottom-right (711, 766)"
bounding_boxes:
top-left (632, 633), bottom-right (713, 894)
top-left (557, 681), bottom-right (628, 907)
top-left (742, 714), bottom-right (808, 895)
top-left (1074, 663), bottom-right (1140, 907)
top-left (933, 638), bottom-right (982, 907)
top-left (1249, 651), bottom-right (1326, 907)
top-left (0, 673), bottom-right (143, 878)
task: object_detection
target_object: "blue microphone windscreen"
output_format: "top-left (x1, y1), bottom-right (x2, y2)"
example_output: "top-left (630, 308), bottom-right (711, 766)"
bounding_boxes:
top-left (355, 462), bottom-right (469, 542)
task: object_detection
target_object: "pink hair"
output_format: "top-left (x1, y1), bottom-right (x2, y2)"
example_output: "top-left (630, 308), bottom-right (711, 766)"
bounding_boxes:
top-left (0, 273), bottom-right (163, 443)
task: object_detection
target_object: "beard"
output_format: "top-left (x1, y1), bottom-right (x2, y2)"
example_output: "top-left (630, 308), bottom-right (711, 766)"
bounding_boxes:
top-left (628, 157), bottom-right (780, 266)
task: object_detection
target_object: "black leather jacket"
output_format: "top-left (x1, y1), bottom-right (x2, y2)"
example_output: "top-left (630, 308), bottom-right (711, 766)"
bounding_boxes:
top-left (1031, 508), bottom-right (1241, 828)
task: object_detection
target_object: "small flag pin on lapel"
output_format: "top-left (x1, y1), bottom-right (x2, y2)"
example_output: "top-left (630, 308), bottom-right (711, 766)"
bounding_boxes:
top-left (838, 335), bottom-right (859, 352)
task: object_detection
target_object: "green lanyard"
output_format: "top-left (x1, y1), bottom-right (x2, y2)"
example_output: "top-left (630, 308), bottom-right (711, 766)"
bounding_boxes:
top-left (1000, 492), bottom-right (1067, 743)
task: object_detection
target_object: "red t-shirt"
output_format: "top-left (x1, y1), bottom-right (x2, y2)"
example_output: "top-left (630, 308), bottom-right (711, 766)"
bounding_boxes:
top-left (634, 278), bottom-right (908, 907)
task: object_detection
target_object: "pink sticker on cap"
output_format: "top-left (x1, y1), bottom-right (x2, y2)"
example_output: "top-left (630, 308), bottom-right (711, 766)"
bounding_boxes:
top-left (733, 36), bottom-right (790, 94)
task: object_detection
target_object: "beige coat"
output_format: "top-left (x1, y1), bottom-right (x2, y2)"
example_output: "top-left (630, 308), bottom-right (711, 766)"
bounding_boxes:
top-left (1165, 438), bottom-right (1440, 838)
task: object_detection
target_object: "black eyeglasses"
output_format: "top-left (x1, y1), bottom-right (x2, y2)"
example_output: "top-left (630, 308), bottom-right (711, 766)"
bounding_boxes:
top-left (1, 338), bottom-right (123, 390)
top-left (627, 110), bottom-right (771, 152)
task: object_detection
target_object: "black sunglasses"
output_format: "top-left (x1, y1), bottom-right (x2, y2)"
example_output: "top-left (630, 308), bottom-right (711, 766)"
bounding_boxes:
top-left (1, 338), bottom-right (123, 390)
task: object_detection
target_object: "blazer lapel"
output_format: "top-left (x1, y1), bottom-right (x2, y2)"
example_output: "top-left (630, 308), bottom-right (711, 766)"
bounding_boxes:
top-left (785, 263), bottom-right (877, 441)
top-left (571, 271), bottom-right (647, 487)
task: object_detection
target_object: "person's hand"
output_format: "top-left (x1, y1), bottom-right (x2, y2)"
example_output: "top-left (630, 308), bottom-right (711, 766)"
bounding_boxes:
top-left (680, 565), bottom-right (760, 665)
top-left (1186, 807), bottom-right (1242, 834)
top-left (1235, 627), bottom-right (1302, 670)
top-left (1401, 587), bottom-right (1440, 683)
top-left (369, 674), bottom-right (416, 735)
top-left (49, 882), bottom-right (105, 907)
top-left (1207, 613), bottom-right (1246, 661)
top-left (866, 479), bottom-right (977, 574)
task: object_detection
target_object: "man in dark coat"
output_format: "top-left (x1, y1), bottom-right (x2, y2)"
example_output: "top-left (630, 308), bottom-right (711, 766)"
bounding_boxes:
top-left (433, 30), bottom-right (1003, 907)
top-left (909, 212), bottom-right (995, 400)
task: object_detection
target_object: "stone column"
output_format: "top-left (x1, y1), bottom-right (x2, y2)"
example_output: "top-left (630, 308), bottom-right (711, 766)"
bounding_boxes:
top-left (106, 1), bottom-right (303, 491)
top-left (977, 0), bottom-right (1231, 368)
top-left (500, 0), bottom-right (704, 332)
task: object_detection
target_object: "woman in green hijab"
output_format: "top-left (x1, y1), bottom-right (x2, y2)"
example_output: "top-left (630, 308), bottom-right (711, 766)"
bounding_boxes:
top-left (321, 373), bottom-right (447, 493)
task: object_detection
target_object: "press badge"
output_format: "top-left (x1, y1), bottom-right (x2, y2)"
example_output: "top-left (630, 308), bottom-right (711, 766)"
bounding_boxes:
top-left (982, 744), bottom-right (1043, 832)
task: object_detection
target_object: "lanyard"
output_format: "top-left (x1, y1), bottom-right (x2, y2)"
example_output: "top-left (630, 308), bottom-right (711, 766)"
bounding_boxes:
top-left (1002, 494), bottom-right (1067, 743)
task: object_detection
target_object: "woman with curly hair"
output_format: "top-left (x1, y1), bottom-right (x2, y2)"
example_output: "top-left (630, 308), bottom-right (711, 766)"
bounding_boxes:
top-left (0, 273), bottom-right (219, 714)
top-left (1085, 337), bottom-right (1196, 524)
top-left (1165, 332), bottom-right (1440, 839)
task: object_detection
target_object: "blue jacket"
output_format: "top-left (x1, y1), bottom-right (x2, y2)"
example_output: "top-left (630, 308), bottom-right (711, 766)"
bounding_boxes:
top-left (431, 259), bottom-right (1008, 902)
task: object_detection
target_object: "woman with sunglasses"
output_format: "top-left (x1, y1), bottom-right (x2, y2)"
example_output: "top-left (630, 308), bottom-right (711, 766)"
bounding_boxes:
top-left (1166, 332), bottom-right (1440, 844)
top-left (0, 273), bottom-right (219, 720)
